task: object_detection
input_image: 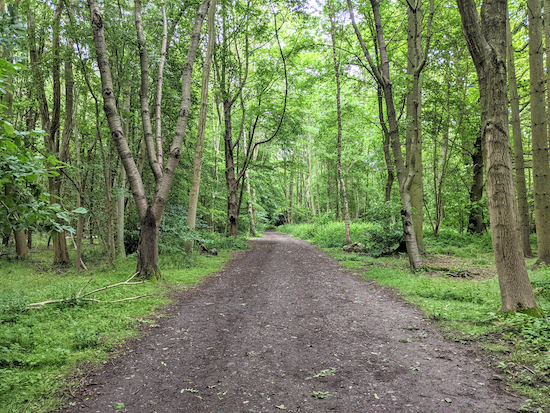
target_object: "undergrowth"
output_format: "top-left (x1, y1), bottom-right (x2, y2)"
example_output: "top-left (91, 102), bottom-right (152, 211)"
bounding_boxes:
top-left (280, 223), bottom-right (550, 412)
top-left (0, 233), bottom-right (235, 413)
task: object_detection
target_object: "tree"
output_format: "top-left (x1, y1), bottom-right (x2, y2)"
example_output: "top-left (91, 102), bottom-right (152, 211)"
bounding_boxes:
top-left (186, 0), bottom-right (217, 253)
top-left (528, 0), bottom-right (550, 268)
top-left (347, 0), bottom-right (423, 269)
top-left (507, 15), bottom-right (532, 257)
top-left (405, 0), bottom-right (434, 253)
top-left (456, 0), bottom-right (539, 313)
top-left (328, 0), bottom-right (351, 245)
top-left (87, 0), bottom-right (210, 278)
top-left (215, 0), bottom-right (288, 236)
top-left (28, 2), bottom-right (71, 264)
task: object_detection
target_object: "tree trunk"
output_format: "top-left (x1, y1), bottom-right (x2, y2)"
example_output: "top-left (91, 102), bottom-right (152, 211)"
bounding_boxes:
top-left (242, 133), bottom-right (256, 236)
top-left (348, 0), bottom-right (423, 269)
top-left (136, 206), bottom-right (160, 279)
top-left (329, 2), bottom-right (351, 244)
top-left (468, 132), bottom-right (485, 234)
top-left (378, 86), bottom-right (394, 203)
top-left (546, 0), bottom-right (550, 148)
top-left (29, 3), bottom-right (70, 264)
top-left (528, 0), bottom-right (550, 268)
top-left (433, 96), bottom-right (449, 237)
top-left (14, 230), bottom-right (28, 260)
top-left (457, 0), bottom-right (539, 313)
top-left (507, 16), bottom-right (533, 257)
top-left (223, 98), bottom-right (240, 236)
top-left (288, 168), bottom-right (294, 224)
top-left (308, 144), bottom-right (316, 216)
top-left (186, 0), bottom-right (217, 251)
top-left (406, 1), bottom-right (433, 253)
top-left (115, 90), bottom-right (131, 259)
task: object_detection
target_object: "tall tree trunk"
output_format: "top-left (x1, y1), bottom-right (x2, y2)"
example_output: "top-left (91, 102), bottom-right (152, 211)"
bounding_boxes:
top-left (468, 132), bottom-right (485, 234)
top-left (457, 0), bottom-right (539, 313)
top-left (29, 3), bottom-right (70, 264)
top-left (433, 96), bottom-right (449, 237)
top-left (507, 16), bottom-right (533, 257)
top-left (348, 0), bottom-right (422, 269)
top-left (186, 0), bottom-right (217, 251)
top-left (546, 0), bottom-right (550, 148)
top-left (528, 0), bottom-right (550, 268)
top-left (223, 98), bottom-right (240, 236)
top-left (117, 90), bottom-right (131, 258)
top-left (329, 1), bottom-right (351, 244)
top-left (378, 86), bottom-right (394, 203)
top-left (405, 0), bottom-right (434, 253)
top-left (308, 143), bottom-right (316, 216)
top-left (242, 132), bottom-right (256, 236)
top-left (287, 167), bottom-right (294, 224)
top-left (3, 49), bottom-right (27, 259)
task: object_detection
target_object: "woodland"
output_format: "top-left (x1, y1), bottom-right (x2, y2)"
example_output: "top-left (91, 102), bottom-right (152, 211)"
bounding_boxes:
top-left (2, 0), bottom-right (550, 411)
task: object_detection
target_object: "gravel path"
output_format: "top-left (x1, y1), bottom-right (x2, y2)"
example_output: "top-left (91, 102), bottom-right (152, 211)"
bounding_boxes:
top-left (61, 231), bottom-right (520, 412)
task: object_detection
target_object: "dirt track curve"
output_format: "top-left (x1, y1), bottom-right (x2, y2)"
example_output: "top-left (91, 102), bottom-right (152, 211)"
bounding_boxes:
top-left (61, 231), bottom-right (520, 413)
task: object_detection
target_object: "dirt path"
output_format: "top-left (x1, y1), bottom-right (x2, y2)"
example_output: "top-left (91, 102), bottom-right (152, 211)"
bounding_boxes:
top-left (62, 232), bottom-right (520, 412)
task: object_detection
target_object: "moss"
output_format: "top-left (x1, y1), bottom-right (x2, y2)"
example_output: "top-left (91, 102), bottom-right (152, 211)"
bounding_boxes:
top-left (500, 307), bottom-right (544, 319)
top-left (518, 307), bottom-right (544, 318)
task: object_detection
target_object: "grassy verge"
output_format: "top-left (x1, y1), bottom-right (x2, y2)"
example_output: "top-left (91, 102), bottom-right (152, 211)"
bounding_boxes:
top-left (0, 237), bottom-right (234, 413)
top-left (279, 223), bottom-right (550, 413)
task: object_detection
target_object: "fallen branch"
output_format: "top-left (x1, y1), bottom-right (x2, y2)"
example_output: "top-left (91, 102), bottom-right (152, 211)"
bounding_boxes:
top-left (27, 272), bottom-right (149, 308)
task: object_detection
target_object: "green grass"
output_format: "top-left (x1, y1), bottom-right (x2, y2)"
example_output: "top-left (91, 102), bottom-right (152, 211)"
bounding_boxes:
top-left (0, 236), bottom-right (231, 413)
top-left (280, 223), bottom-right (550, 412)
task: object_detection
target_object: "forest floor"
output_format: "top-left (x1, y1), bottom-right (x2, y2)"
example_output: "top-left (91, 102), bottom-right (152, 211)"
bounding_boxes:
top-left (60, 231), bottom-right (521, 413)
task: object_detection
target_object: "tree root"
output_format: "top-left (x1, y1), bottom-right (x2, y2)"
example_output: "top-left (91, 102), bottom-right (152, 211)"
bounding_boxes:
top-left (27, 272), bottom-right (151, 308)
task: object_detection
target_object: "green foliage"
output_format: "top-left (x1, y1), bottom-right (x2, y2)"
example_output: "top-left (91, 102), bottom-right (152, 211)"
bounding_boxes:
top-left (362, 222), bottom-right (403, 257)
top-left (500, 313), bottom-right (550, 349)
top-left (0, 57), bottom-right (86, 238)
top-left (159, 205), bottom-right (196, 255)
top-left (424, 228), bottom-right (494, 258)
top-left (0, 295), bottom-right (27, 324)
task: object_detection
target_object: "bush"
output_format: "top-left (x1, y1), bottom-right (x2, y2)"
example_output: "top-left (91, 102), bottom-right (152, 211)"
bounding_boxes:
top-left (362, 222), bottom-right (403, 256)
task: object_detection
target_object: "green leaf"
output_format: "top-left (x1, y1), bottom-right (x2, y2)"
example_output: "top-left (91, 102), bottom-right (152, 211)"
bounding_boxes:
top-left (3, 121), bottom-right (14, 136)
top-left (72, 207), bottom-right (88, 214)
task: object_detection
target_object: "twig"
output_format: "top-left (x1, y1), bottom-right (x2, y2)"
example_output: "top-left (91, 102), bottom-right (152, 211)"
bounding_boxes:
top-left (80, 273), bottom-right (143, 298)
top-left (76, 273), bottom-right (98, 298)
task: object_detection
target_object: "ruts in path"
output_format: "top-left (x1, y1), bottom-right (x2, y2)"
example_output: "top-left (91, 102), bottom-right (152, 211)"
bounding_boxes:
top-left (62, 231), bottom-right (519, 413)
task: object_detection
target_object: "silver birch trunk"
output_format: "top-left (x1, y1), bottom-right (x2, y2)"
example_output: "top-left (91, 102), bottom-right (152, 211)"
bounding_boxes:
top-left (88, 0), bottom-right (209, 278)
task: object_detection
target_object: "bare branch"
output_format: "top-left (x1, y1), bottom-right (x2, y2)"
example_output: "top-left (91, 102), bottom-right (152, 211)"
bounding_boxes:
top-left (27, 272), bottom-right (147, 308)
